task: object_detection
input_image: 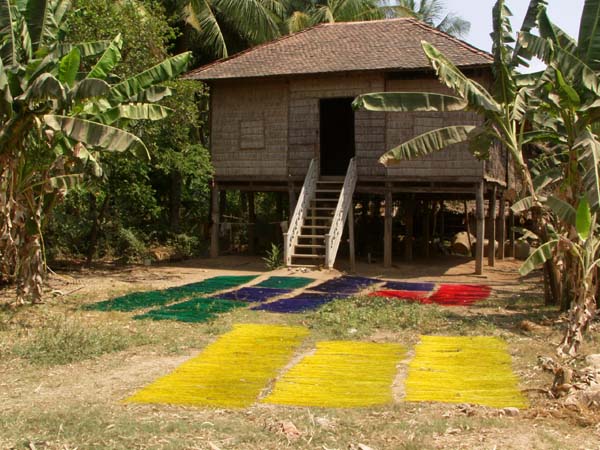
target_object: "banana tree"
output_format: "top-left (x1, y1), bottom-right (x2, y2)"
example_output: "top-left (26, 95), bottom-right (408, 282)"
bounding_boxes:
top-left (0, 0), bottom-right (191, 304)
top-left (353, 0), bottom-right (545, 199)
top-left (353, 0), bottom-right (600, 356)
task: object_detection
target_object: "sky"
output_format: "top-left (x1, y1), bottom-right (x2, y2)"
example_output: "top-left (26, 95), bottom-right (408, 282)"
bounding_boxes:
top-left (449, 0), bottom-right (585, 71)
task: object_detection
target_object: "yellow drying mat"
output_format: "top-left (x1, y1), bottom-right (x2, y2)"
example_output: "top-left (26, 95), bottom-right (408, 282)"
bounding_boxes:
top-left (405, 336), bottom-right (528, 408)
top-left (263, 341), bottom-right (405, 408)
top-left (126, 323), bottom-right (309, 408)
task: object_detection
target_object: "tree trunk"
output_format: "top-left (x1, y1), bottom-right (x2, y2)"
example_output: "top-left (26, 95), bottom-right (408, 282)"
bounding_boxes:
top-left (86, 194), bottom-right (110, 266)
top-left (169, 170), bottom-right (183, 233)
top-left (558, 269), bottom-right (597, 357)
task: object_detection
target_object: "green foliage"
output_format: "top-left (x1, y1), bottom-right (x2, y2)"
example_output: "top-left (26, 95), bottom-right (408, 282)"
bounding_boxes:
top-left (262, 243), bottom-right (283, 270)
top-left (170, 233), bottom-right (204, 258)
top-left (12, 315), bottom-right (153, 365)
top-left (0, 0), bottom-right (191, 303)
top-left (116, 228), bottom-right (148, 263)
top-left (44, 3), bottom-right (212, 264)
top-left (65, 0), bottom-right (176, 76)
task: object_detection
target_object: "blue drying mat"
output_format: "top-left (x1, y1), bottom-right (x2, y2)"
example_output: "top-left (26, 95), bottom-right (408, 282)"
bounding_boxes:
top-left (383, 281), bottom-right (435, 292)
top-left (253, 293), bottom-right (340, 313)
top-left (310, 276), bottom-right (379, 295)
top-left (212, 287), bottom-right (291, 303)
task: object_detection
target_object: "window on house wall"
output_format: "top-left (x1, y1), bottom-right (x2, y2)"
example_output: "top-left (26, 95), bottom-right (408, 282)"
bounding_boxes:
top-left (240, 119), bottom-right (265, 150)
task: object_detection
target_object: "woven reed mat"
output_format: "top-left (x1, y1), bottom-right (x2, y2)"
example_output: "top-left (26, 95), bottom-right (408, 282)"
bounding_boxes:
top-left (126, 324), bottom-right (309, 408)
top-left (405, 336), bottom-right (528, 408)
top-left (264, 341), bottom-right (405, 408)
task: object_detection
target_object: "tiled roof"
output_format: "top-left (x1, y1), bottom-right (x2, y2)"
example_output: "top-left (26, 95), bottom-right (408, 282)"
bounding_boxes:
top-left (185, 18), bottom-right (492, 81)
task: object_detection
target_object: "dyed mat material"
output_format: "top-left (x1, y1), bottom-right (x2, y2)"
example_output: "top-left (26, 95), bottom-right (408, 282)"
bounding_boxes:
top-left (126, 324), bottom-right (309, 408)
top-left (264, 341), bottom-right (405, 408)
top-left (427, 284), bottom-right (492, 306)
top-left (133, 298), bottom-right (245, 323)
top-left (253, 293), bottom-right (339, 313)
top-left (311, 276), bottom-right (379, 295)
top-left (384, 281), bottom-right (435, 292)
top-left (405, 336), bottom-right (528, 408)
top-left (369, 290), bottom-right (430, 301)
top-left (256, 276), bottom-right (315, 290)
top-left (87, 275), bottom-right (257, 311)
top-left (212, 287), bottom-right (290, 303)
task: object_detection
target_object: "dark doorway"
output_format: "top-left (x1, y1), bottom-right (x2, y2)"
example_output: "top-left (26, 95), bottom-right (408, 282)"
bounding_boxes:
top-left (320, 97), bottom-right (355, 176)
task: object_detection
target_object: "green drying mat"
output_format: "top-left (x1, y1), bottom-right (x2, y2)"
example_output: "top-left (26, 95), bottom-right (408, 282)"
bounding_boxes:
top-left (134, 297), bottom-right (246, 323)
top-left (255, 276), bottom-right (314, 290)
top-left (86, 275), bottom-right (257, 312)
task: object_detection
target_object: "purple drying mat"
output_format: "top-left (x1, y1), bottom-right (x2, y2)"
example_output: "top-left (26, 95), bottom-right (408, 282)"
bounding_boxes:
top-left (211, 287), bottom-right (291, 303)
top-left (253, 293), bottom-right (340, 313)
top-left (310, 276), bottom-right (379, 295)
top-left (383, 281), bottom-right (435, 292)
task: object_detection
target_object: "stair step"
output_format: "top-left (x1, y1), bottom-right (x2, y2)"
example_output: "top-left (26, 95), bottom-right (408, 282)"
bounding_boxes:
top-left (305, 216), bottom-right (332, 221)
top-left (310, 206), bottom-right (336, 211)
top-left (298, 234), bottom-right (326, 239)
top-left (288, 263), bottom-right (321, 268)
top-left (316, 189), bottom-right (341, 193)
top-left (295, 244), bottom-right (326, 249)
top-left (291, 254), bottom-right (324, 259)
top-left (302, 225), bottom-right (330, 229)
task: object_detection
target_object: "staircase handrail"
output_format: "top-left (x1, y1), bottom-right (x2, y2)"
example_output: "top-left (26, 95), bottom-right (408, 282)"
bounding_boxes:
top-left (324, 158), bottom-right (357, 268)
top-left (284, 158), bottom-right (319, 265)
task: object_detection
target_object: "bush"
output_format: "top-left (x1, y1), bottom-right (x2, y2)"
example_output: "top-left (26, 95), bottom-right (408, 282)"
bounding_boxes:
top-left (263, 243), bottom-right (283, 270)
top-left (170, 233), bottom-right (203, 259)
top-left (116, 228), bottom-right (148, 263)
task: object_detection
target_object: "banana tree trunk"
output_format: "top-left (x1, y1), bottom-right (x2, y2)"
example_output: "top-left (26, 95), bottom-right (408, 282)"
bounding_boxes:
top-left (558, 268), bottom-right (598, 357)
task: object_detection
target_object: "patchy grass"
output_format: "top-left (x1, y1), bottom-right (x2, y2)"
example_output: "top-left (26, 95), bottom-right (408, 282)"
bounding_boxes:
top-left (308, 296), bottom-right (449, 338)
top-left (11, 314), bottom-right (155, 366)
top-left (1, 262), bottom-right (600, 449)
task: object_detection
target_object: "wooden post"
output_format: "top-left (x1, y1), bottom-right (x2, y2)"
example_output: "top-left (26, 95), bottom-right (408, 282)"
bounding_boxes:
top-left (424, 201), bottom-right (431, 258)
top-left (498, 194), bottom-right (506, 260)
top-left (210, 185), bottom-right (220, 258)
top-left (405, 197), bottom-right (414, 262)
top-left (288, 182), bottom-right (297, 218)
top-left (440, 201), bottom-right (445, 238)
top-left (509, 204), bottom-right (516, 258)
top-left (488, 185), bottom-right (497, 268)
top-left (348, 202), bottom-right (356, 273)
top-left (384, 190), bottom-right (393, 268)
top-left (464, 200), bottom-right (472, 255)
top-left (248, 192), bottom-right (256, 254)
top-left (475, 182), bottom-right (485, 275)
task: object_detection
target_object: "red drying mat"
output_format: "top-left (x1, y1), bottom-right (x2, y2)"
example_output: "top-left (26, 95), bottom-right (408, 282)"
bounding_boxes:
top-left (426, 284), bottom-right (491, 306)
top-left (369, 290), bottom-right (430, 302)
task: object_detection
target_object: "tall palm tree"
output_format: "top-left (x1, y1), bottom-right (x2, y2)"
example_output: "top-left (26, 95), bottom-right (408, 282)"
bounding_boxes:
top-left (382, 0), bottom-right (471, 38)
top-left (178, 0), bottom-right (285, 58)
top-left (284, 0), bottom-right (384, 34)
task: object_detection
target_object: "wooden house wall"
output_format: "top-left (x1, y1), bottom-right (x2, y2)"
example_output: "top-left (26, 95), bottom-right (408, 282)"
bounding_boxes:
top-left (210, 72), bottom-right (507, 186)
top-left (288, 73), bottom-right (385, 178)
top-left (211, 79), bottom-right (288, 178)
top-left (383, 78), bottom-right (484, 181)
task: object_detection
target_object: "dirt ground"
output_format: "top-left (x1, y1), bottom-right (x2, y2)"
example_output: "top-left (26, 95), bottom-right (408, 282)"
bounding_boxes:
top-left (1, 255), bottom-right (599, 449)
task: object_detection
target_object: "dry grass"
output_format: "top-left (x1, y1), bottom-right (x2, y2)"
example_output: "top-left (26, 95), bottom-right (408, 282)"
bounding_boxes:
top-left (1, 259), bottom-right (599, 449)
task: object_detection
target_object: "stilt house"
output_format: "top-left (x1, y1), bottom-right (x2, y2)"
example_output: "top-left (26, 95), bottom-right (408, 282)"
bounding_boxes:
top-left (185, 18), bottom-right (514, 273)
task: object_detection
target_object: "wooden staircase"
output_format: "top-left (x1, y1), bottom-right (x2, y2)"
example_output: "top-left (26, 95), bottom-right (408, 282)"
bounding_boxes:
top-left (284, 158), bottom-right (357, 269)
top-left (289, 179), bottom-right (343, 267)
